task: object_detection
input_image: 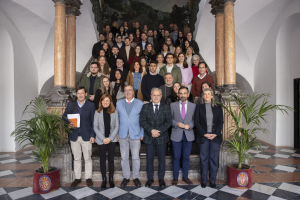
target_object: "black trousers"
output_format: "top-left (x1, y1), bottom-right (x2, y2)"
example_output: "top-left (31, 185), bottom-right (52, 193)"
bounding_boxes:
top-left (98, 142), bottom-right (116, 179)
top-left (145, 139), bottom-right (167, 180)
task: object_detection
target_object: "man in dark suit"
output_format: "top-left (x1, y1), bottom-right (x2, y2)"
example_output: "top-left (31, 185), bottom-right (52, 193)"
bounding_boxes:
top-left (107, 46), bottom-right (119, 70)
top-left (92, 33), bottom-right (106, 59)
top-left (119, 37), bottom-right (135, 70)
top-left (147, 30), bottom-right (160, 53)
top-left (62, 86), bottom-right (96, 188)
top-left (110, 57), bottom-right (129, 81)
top-left (140, 88), bottom-right (172, 188)
top-left (114, 35), bottom-right (125, 49)
top-left (186, 32), bottom-right (200, 55)
top-left (137, 32), bottom-right (149, 51)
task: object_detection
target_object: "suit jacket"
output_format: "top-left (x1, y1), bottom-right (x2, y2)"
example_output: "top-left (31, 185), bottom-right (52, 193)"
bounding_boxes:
top-left (107, 55), bottom-right (118, 70)
top-left (140, 102), bottom-right (172, 145)
top-left (62, 101), bottom-right (96, 142)
top-left (92, 41), bottom-right (103, 59)
top-left (159, 64), bottom-right (182, 84)
top-left (116, 98), bottom-right (144, 139)
top-left (110, 68), bottom-right (129, 82)
top-left (147, 38), bottom-right (159, 53)
top-left (119, 45), bottom-right (135, 64)
top-left (194, 104), bottom-right (224, 144)
top-left (137, 41), bottom-right (150, 51)
top-left (170, 101), bottom-right (196, 142)
top-left (93, 110), bottom-right (119, 145)
top-left (79, 72), bottom-right (104, 100)
top-left (170, 31), bottom-right (179, 45)
top-left (114, 41), bottom-right (125, 49)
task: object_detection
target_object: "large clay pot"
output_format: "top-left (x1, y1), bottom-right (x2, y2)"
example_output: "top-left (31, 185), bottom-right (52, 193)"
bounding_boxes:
top-left (33, 167), bottom-right (60, 194)
top-left (227, 164), bottom-right (252, 188)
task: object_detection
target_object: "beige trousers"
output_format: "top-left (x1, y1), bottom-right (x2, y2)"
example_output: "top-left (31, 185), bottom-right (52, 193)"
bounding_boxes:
top-left (70, 136), bottom-right (92, 179)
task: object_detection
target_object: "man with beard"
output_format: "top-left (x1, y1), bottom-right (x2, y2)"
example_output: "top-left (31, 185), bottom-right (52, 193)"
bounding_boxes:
top-left (92, 33), bottom-right (106, 59)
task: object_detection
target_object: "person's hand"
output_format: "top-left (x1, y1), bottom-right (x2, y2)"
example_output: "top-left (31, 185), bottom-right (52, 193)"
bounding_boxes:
top-left (103, 138), bottom-right (107, 144)
top-left (90, 137), bottom-right (95, 143)
top-left (69, 122), bottom-right (74, 128)
top-left (105, 138), bottom-right (111, 144)
top-left (204, 134), bottom-right (211, 139)
top-left (177, 122), bottom-right (184, 128)
top-left (209, 134), bottom-right (217, 140)
top-left (89, 95), bottom-right (95, 101)
top-left (117, 135), bottom-right (120, 142)
top-left (184, 124), bottom-right (190, 130)
top-left (151, 129), bottom-right (160, 138)
top-left (140, 137), bottom-right (143, 140)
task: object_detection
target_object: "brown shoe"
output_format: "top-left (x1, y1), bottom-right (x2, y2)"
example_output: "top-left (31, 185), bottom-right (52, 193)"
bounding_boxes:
top-left (71, 179), bottom-right (81, 187)
top-left (172, 179), bottom-right (178, 186)
top-left (86, 178), bottom-right (93, 187)
top-left (182, 178), bottom-right (193, 185)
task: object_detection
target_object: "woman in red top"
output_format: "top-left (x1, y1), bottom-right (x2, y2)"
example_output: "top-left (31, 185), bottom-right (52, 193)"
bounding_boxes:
top-left (128, 45), bottom-right (142, 65)
top-left (191, 55), bottom-right (208, 84)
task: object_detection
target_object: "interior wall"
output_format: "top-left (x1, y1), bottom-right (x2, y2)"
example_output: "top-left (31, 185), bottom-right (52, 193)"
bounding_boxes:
top-left (0, 24), bottom-right (15, 152)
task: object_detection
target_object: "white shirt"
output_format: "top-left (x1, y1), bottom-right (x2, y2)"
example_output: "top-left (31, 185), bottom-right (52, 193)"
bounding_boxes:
top-left (152, 102), bottom-right (160, 113)
top-left (166, 64), bottom-right (173, 73)
top-left (150, 72), bottom-right (157, 75)
top-left (198, 73), bottom-right (206, 79)
top-left (125, 98), bottom-right (135, 103)
top-left (179, 101), bottom-right (188, 114)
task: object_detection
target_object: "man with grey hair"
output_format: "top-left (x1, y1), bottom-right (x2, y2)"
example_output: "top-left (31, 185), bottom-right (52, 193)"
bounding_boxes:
top-left (140, 87), bottom-right (172, 188)
top-left (116, 84), bottom-right (144, 188)
top-left (159, 73), bottom-right (174, 103)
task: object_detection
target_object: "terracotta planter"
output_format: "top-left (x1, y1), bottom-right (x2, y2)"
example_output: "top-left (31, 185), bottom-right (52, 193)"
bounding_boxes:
top-left (33, 167), bottom-right (60, 194)
top-left (227, 164), bottom-right (252, 188)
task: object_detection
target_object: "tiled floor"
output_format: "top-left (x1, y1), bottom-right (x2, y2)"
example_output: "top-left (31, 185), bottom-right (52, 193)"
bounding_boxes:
top-left (1, 142), bottom-right (300, 199)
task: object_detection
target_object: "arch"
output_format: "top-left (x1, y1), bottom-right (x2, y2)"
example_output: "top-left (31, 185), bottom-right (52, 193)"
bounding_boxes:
top-left (0, 23), bottom-right (15, 152)
top-left (276, 13), bottom-right (300, 147)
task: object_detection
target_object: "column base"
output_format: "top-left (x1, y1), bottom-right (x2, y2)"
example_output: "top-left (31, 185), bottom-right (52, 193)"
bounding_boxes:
top-left (44, 85), bottom-right (70, 107)
top-left (224, 84), bottom-right (239, 91)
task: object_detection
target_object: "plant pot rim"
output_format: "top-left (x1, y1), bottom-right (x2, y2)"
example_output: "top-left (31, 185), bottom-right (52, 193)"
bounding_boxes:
top-left (228, 164), bottom-right (252, 170)
top-left (34, 166), bottom-right (59, 174)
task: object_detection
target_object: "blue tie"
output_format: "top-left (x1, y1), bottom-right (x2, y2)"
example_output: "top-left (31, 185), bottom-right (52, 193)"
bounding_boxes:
top-left (154, 105), bottom-right (159, 120)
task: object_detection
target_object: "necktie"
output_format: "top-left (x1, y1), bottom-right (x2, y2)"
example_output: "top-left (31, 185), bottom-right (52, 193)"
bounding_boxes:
top-left (127, 102), bottom-right (130, 104)
top-left (154, 105), bottom-right (159, 120)
top-left (181, 102), bottom-right (186, 120)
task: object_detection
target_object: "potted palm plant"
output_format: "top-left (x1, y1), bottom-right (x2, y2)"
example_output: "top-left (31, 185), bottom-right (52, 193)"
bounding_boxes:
top-left (11, 96), bottom-right (70, 194)
top-left (219, 93), bottom-right (293, 188)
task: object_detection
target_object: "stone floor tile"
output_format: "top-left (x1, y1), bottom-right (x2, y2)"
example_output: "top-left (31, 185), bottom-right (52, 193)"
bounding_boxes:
top-left (40, 188), bottom-right (67, 199)
top-left (252, 166), bottom-right (274, 173)
top-left (7, 187), bottom-right (33, 200)
top-left (14, 170), bottom-right (34, 178)
top-left (190, 185), bottom-right (218, 197)
top-left (220, 185), bottom-right (248, 196)
top-left (69, 187), bottom-right (97, 199)
top-left (5, 177), bottom-right (33, 187)
top-left (160, 185), bottom-right (188, 198)
top-left (99, 187), bottom-right (127, 199)
top-left (250, 183), bottom-right (277, 195)
top-left (130, 186), bottom-right (158, 198)
top-left (0, 178), bottom-right (18, 187)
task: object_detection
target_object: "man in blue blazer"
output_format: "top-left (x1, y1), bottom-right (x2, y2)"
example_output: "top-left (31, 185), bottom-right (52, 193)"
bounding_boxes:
top-left (116, 84), bottom-right (144, 188)
top-left (62, 86), bottom-right (96, 188)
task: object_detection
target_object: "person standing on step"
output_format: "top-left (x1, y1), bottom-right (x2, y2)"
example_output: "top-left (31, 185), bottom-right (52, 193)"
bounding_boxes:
top-left (110, 57), bottom-right (129, 82)
top-left (107, 46), bottom-right (119, 70)
top-left (186, 32), bottom-right (200, 55)
top-left (116, 84), bottom-right (144, 188)
top-left (159, 73), bottom-right (174, 103)
top-left (119, 37), bottom-right (135, 70)
top-left (170, 86), bottom-right (196, 186)
top-left (195, 88), bottom-right (223, 188)
top-left (94, 94), bottom-right (119, 189)
top-left (159, 53), bottom-right (182, 84)
top-left (62, 86), bottom-right (95, 188)
top-left (79, 62), bottom-right (104, 102)
top-left (92, 33), bottom-right (106, 59)
top-left (140, 88), bottom-right (172, 188)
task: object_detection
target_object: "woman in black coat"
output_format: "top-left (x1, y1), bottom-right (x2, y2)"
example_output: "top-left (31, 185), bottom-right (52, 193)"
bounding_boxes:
top-left (194, 88), bottom-right (223, 189)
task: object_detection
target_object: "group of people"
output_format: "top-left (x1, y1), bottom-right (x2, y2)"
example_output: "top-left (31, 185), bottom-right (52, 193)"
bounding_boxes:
top-left (62, 21), bottom-right (223, 190)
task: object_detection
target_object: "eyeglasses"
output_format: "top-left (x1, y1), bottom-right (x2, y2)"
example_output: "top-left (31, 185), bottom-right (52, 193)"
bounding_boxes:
top-left (125, 90), bottom-right (133, 93)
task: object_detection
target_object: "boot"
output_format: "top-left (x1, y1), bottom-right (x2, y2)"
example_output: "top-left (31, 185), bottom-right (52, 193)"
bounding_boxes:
top-left (109, 177), bottom-right (115, 188)
top-left (101, 177), bottom-right (107, 189)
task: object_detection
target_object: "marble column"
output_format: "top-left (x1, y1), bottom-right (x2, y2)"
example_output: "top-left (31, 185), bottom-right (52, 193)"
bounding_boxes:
top-left (224, 0), bottom-right (236, 87)
top-left (66, 7), bottom-right (80, 91)
top-left (54, 0), bottom-right (66, 87)
top-left (214, 6), bottom-right (225, 87)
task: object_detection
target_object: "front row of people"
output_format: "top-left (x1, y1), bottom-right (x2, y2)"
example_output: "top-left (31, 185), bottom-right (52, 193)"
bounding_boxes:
top-left (63, 85), bottom-right (223, 189)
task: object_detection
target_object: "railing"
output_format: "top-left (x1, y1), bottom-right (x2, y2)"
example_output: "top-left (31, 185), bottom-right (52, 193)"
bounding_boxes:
top-left (75, 56), bottom-right (94, 87)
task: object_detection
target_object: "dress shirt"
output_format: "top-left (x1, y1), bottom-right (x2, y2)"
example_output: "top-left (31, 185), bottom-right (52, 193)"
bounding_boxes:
top-left (152, 102), bottom-right (160, 113)
top-left (179, 101), bottom-right (188, 114)
top-left (150, 72), bottom-right (157, 75)
top-left (77, 100), bottom-right (86, 108)
top-left (142, 41), bottom-right (146, 50)
top-left (198, 73), bottom-right (207, 79)
top-left (125, 98), bottom-right (135, 103)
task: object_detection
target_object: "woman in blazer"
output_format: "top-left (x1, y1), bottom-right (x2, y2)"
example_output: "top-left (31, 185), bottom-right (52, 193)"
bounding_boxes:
top-left (94, 94), bottom-right (119, 189)
top-left (194, 88), bottom-right (223, 189)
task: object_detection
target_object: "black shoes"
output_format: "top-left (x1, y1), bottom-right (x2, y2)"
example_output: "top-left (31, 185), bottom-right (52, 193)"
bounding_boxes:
top-left (210, 182), bottom-right (216, 188)
top-left (134, 178), bottom-right (141, 187)
top-left (71, 179), bottom-right (81, 188)
top-left (145, 179), bottom-right (154, 187)
top-left (159, 179), bottom-right (166, 188)
top-left (101, 177), bottom-right (107, 188)
top-left (86, 179), bottom-right (93, 187)
top-left (109, 177), bottom-right (115, 188)
top-left (201, 183), bottom-right (206, 188)
top-left (120, 178), bottom-right (130, 188)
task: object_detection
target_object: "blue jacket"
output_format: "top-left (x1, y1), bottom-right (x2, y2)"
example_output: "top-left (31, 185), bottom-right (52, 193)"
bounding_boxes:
top-left (116, 98), bottom-right (144, 139)
top-left (62, 100), bottom-right (96, 142)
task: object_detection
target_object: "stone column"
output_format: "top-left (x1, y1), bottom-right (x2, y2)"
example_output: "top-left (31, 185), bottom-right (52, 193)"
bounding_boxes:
top-left (224, 0), bottom-right (236, 88)
top-left (66, 7), bottom-right (80, 91)
top-left (213, 6), bottom-right (225, 88)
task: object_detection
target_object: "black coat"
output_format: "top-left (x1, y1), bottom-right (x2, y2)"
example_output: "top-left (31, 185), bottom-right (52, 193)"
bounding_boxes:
top-left (110, 68), bottom-right (129, 82)
top-left (194, 104), bottom-right (223, 144)
top-left (92, 41), bottom-right (104, 59)
top-left (107, 55), bottom-right (118, 70)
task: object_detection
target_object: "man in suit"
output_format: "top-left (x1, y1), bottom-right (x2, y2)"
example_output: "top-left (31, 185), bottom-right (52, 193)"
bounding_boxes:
top-left (170, 23), bottom-right (179, 46)
top-left (137, 32), bottom-right (149, 51)
top-left (114, 35), bottom-right (125, 49)
top-left (186, 32), bottom-right (200, 55)
top-left (110, 57), bottom-right (129, 82)
top-left (107, 46), bottom-right (119, 70)
top-left (116, 85), bottom-right (144, 188)
top-left (170, 86), bottom-right (196, 186)
top-left (62, 86), bottom-right (95, 188)
top-left (140, 88), bottom-right (172, 188)
top-left (92, 33), bottom-right (106, 59)
top-left (147, 30), bottom-right (159, 53)
top-left (119, 37), bottom-right (134, 70)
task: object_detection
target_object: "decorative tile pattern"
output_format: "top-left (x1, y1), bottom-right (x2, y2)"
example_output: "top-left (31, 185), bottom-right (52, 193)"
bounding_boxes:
top-left (160, 185), bottom-right (188, 198)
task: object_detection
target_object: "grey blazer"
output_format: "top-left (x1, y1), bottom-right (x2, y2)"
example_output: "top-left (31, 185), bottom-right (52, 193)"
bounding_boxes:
top-left (111, 81), bottom-right (127, 101)
top-left (170, 101), bottom-right (196, 142)
top-left (93, 110), bottom-right (119, 145)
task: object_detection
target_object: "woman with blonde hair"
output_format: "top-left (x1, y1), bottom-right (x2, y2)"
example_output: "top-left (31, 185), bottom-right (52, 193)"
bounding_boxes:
top-left (185, 46), bottom-right (195, 66)
top-left (140, 57), bottom-right (149, 74)
top-left (97, 56), bottom-right (111, 79)
top-left (129, 33), bottom-right (137, 48)
top-left (94, 94), bottom-right (119, 189)
top-left (166, 37), bottom-right (175, 54)
top-left (173, 45), bottom-right (182, 63)
top-left (126, 61), bottom-right (147, 100)
top-left (156, 53), bottom-right (165, 74)
top-left (94, 76), bottom-right (116, 109)
top-left (143, 43), bottom-right (156, 65)
top-left (106, 32), bottom-right (114, 48)
top-left (143, 24), bottom-right (148, 34)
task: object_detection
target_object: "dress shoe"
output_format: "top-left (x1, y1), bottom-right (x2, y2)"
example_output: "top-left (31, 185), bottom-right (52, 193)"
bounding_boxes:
top-left (86, 179), bottom-right (93, 187)
top-left (71, 179), bottom-right (81, 188)
top-left (159, 179), bottom-right (166, 188)
top-left (101, 177), bottom-right (107, 188)
top-left (109, 177), bottom-right (115, 188)
top-left (145, 179), bottom-right (154, 187)
top-left (172, 179), bottom-right (178, 186)
top-left (210, 182), bottom-right (216, 188)
top-left (120, 178), bottom-right (130, 188)
top-left (201, 183), bottom-right (206, 188)
top-left (133, 178), bottom-right (141, 187)
top-left (182, 178), bottom-right (193, 185)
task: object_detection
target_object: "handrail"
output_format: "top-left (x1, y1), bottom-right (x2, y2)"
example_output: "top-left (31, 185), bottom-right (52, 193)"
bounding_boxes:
top-left (76, 56), bottom-right (94, 87)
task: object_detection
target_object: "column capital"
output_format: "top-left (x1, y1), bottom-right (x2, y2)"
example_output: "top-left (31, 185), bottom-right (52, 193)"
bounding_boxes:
top-left (66, 6), bottom-right (81, 16)
top-left (223, 0), bottom-right (236, 5)
top-left (53, 0), bottom-right (67, 5)
top-left (211, 5), bottom-right (224, 15)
